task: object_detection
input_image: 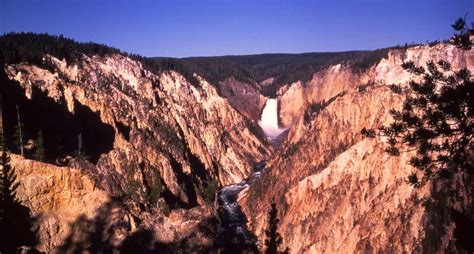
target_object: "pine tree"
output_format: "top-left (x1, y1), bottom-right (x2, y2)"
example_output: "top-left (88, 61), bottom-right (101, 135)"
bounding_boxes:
top-left (12, 122), bottom-right (25, 154)
top-left (201, 177), bottom-right (219, 205)
top-left (362, 17), bottom-right (474, 186)
top-left (34, 130), bottom-right (45, 162)
top-left (0, 134), bottom-right (37, 253)
top-left (361, 18), bottom-right (474, 252)
top-left (264, 201), bottom-right (289, 254)
top-left (14, 105), bottom-right (24, 156)
top-left (0, 135), bottom-right (19, 217)
top-left (450, 16), bottom-right (473, 50)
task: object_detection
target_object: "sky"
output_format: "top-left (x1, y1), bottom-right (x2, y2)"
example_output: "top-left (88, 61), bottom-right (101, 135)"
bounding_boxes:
top-left (1, 0), bottom-right (472, 57)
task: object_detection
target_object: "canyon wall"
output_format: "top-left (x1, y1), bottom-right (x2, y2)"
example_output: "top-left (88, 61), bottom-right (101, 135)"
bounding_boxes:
top-left (2, 53), bottom-right (271, 251)
top-left (11, 154), bottom-right (111, 251)
top-left (4, 53), bottom-right (270, 193)
top-left (4, 42), bottom-right (473, 252)
top-left (11, 154), bottom-right (221, 253)
top-left (218, 77), bottom-right (267, 121)
top-left (240, 44), bottom-right (474, 253)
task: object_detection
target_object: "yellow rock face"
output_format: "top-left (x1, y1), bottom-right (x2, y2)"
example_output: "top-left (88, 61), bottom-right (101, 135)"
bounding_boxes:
top-left (4, 53), bottom-right (272, 252)
top-left (240, 44), bottom-right (473, 253)
top-left (5, 53), bottom-right (271, 206)
top-left (5, 43), bottom-right (473, 253)
top-left (10, 154), bottom-right (110, 252)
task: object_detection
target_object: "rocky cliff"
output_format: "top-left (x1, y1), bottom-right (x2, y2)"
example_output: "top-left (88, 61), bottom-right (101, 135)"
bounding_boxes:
top-left (218, 77), bottom-right (267, 122)
top-left (11, 154), bottom-right (224, 253)
top-left (11, 154), bottom-right (110, 251)
top-left (5, 52), bottom-right (271, 189)
top-left (2, 52), bottom-right (270, 251)
top-left (240, 43), bottom-right (474, 253)
top-left (3, 39), bottom-right (473, 253)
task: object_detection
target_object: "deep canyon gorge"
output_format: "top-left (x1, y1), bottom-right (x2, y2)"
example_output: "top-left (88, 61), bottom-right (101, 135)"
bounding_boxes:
top-left (0, 32), bottom-right (473, 253)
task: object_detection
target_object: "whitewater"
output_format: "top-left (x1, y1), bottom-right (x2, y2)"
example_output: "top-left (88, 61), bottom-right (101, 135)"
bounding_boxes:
top-left (258, 98), bottom-right (286, 139)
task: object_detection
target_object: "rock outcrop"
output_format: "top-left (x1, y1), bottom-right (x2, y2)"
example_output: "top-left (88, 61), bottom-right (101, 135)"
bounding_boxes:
top-left (3, 53), bottom-right (271, 251)
top-left (4, 53), bottom-right (270, 197)
top-left (4, 41), bottom-right (473, 253)
top-left (11, 154), bottom-right (222, 253)
top-left (240, 43), bottom-right (474, 253)
top-left (276, 44), bottom-right (473, 130)
top-left (277, 81), bottom-right (305, 128)
top-left (218, 77), bottom-right (267, 121)
top-left (11, 154), bottom-right (111, 251)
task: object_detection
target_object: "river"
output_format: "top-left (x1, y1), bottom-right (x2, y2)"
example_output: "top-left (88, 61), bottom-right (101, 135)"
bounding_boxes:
top-left (218, 161), bottom-right (266, 247)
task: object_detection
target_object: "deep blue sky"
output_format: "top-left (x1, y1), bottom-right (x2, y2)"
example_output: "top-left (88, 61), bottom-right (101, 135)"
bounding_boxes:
top-left (1, 0), bottom-right (472, 57)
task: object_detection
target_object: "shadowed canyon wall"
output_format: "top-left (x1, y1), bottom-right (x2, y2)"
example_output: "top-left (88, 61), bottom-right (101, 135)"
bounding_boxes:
top-left (2, 53), bottom-right (271, 252)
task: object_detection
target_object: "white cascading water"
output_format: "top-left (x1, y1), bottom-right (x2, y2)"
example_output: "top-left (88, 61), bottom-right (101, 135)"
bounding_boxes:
top-left (258, 98), bottom-right (286, 139)
top-left (216, 99), bottom-right (285, 243)
top-left (218, 162), bottom-right (266, 244)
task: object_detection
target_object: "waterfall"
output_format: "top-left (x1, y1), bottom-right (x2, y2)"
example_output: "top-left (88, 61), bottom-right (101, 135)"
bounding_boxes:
top-left (258, 98), bottom-right (286, 139)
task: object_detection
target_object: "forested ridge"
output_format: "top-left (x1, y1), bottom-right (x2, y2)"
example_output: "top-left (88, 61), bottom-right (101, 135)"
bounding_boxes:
top-left (0, 32), bottom-right (202, 86)
top-left (176, 48), bottom-right (396, 96)
top-left (1, 32), bottom-right (422, 96)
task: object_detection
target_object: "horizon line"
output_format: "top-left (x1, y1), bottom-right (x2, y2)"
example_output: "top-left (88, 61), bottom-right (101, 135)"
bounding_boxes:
top-left (1, 30), bottom-right (447, 59)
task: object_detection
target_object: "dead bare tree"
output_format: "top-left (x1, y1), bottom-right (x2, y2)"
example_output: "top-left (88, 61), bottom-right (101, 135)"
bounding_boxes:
top-left (15, 105), bottom-right (23, 157)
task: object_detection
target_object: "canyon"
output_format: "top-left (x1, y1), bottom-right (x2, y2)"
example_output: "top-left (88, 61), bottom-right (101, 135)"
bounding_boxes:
top-left (1, 33), bottom-right (473, 253)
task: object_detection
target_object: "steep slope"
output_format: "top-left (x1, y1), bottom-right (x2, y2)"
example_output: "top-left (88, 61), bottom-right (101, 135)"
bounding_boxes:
top-left (175, 50), bottom-right (393, 123)
top-left (10, 154), bottom-right (111, 251)
top-left (4, 52), bottom-right (270, 192)
top-left (179, 50), bottom-right (392, 97)
top-left (278, 43), bottom-right (472, 130)
top-left (239, 44), bottom-right (474, 253)
top-left (3, 33), bottom-right (472, 253)
top-left (11, 154), bottom-right (223, 253)
top-left (2, 52), bottom-right (271, 251)
top-left (218, 77), bottom-right (267, 121)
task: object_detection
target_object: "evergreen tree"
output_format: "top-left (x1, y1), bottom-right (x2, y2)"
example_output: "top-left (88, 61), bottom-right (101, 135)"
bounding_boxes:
top-left (361, 17), bottom-right (474, 252)
top-left (361, 17), bottom-right (474, 186)
top-left (0, 135), bottom-right (19, 218)
top-left (34, 130), bottom-right (45, 162)
top-left (264, 201), bottom-right (289, 254)
top-left (0, 134), bottom-right (37, 253)
top-left (201, 177), bottom-right (219, 205)
top-left (145, 177), bottom-right (163, 206)
top-left (450, 16), bottom-right (473, 50)
top-left (15, 105), bottom-right (25, 156)
top-left (12, 122), bottom-right (25, 154)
